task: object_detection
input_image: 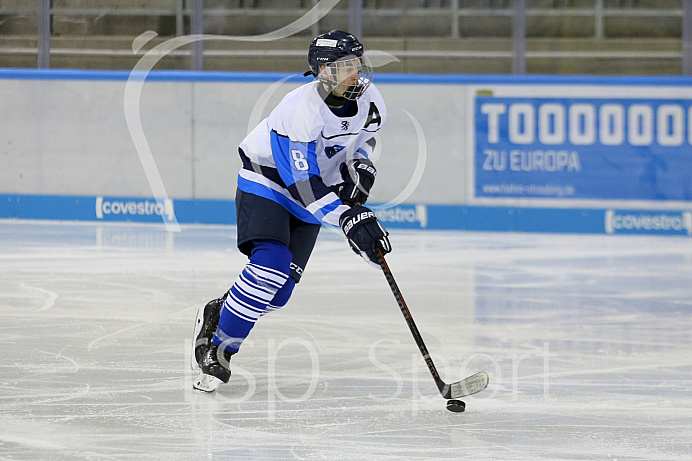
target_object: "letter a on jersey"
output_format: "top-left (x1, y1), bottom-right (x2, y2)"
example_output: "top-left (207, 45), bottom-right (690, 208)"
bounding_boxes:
top-left (364, 102), bottom-right (382, 130)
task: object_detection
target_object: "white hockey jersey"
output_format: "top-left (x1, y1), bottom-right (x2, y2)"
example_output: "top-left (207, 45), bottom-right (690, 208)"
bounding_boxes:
top-left (238, 80), bottom-right (386, 226)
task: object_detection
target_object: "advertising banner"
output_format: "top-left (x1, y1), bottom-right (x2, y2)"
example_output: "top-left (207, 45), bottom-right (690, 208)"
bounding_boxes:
top-left (3, 194), bottom-right (692, 236)
top-left (475, 95), bottom-right (692, 201)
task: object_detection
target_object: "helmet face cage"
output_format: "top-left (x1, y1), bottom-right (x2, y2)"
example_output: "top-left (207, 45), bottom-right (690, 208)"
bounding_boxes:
top-left (316, 54), bottom-right (373, 101)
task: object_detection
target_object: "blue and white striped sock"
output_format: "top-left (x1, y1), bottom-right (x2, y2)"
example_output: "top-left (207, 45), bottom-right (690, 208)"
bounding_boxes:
top-left (261, 277), bottom-right (295, 317)
top-left (213, 240), bottom-right (293, 353)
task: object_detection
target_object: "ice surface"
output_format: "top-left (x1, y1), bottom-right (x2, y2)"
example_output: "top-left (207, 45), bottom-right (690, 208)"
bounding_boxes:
top-left (1, 220), bottom-right (691, 460)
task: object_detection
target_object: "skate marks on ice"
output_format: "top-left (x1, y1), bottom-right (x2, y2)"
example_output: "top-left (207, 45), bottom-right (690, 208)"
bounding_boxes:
top-left (0, 220), bottom-right (691, 459)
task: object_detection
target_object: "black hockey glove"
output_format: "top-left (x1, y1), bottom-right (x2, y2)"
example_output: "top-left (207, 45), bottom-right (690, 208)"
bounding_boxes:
top-left (338, 159), bottom-right (376, 206)
top-left (339, 205), bottom-right (391, 268)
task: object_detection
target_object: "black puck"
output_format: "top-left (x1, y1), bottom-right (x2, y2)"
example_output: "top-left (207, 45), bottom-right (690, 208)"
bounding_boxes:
top-left (446, 399), bottom-right (466, 412)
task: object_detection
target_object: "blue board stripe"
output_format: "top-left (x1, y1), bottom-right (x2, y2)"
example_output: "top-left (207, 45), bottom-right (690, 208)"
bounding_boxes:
top-left (2, 193), bottom-right (691, 236)
top-left (2, 68), bottom-right (691, 86)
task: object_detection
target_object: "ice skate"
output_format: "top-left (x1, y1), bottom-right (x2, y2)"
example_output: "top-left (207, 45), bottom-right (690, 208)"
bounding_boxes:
top-left (193, 343), bottom-right (234, 393)
top-left (191, 293), bottom-right (226, 370)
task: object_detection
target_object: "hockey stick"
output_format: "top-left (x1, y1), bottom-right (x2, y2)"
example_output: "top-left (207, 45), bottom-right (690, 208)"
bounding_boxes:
top-left (376, 247), bottom-right (489, 400)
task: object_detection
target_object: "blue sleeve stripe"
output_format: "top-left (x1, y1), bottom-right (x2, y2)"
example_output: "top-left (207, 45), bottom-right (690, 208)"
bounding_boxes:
top-left (321, 201), bottom-right (350, 227)
top-left (356, 148), bottom-right (369, 158)
top-left (319, 200), bottom-right (342, 218)
top-left (270, 130), bottom-right (319, 187)
top-left (306, 195), bottom-right (346, 226)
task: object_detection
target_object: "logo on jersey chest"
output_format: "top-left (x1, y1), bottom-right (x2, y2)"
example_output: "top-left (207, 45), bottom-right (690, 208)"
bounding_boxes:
top-left (341, 120), bottom-right (349, 131)
top-left (325, 144), bottom-right (345, 158)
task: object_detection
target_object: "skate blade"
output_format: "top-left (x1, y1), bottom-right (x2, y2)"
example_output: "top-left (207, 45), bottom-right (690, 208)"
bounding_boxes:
top-left (190, 304), bottom-right (206, 371)
top-left (193, 371), bottom-right (223, 393)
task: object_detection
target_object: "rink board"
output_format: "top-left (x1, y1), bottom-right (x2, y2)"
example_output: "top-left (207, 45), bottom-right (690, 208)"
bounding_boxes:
top-left (2, 193), bottom-right (690, 236)
top-left (2, 69), bottom-right (692, 235)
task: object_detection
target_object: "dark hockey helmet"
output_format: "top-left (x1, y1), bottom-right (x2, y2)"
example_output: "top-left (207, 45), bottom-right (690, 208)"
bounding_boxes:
top-left (307, 30), bottom-right (373, 100)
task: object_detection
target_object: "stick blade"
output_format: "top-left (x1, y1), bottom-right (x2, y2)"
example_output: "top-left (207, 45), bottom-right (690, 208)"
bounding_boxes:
top-left (449, 371), bottom-right (489, 399)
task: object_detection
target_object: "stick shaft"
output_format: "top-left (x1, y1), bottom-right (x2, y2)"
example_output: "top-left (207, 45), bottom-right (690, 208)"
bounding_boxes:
top-left (376, 248), bottom-right (446, 395)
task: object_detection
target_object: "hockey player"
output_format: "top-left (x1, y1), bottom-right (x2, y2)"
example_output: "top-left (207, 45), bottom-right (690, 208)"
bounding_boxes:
top-left (192, 30), bottom-right (391, 392)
